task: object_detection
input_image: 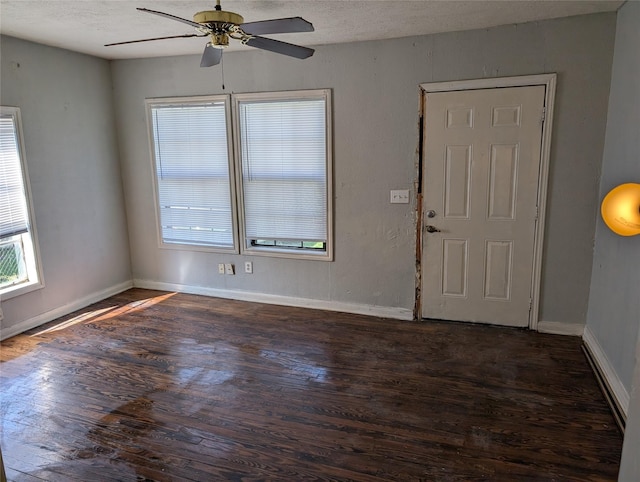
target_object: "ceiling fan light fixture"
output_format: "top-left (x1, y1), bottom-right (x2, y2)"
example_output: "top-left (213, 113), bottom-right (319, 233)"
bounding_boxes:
top-left (210, 33), bottom-right (230, 48)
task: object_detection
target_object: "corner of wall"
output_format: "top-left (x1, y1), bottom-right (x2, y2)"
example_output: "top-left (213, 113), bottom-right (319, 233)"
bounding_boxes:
top-left (537, 320), bottom-right (584, 336)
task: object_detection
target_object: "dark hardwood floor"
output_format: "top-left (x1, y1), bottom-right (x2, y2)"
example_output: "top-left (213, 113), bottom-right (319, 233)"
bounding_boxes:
top-left (0, 289), bottom-right (622, 481)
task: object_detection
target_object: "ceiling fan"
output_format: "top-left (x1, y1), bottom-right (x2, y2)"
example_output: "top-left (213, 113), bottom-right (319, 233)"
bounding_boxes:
top-left (105, 1), bottom-right (315, 67)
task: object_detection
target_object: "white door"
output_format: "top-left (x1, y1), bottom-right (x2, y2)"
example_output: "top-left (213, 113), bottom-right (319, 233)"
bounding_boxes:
top-left (421, 86), bottom-right (545, 327)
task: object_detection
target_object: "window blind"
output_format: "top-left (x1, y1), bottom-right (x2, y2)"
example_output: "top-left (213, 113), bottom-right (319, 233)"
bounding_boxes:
top-left (0, 114), bottom-right (29, 239)
top-left (150, 102), bottom-right (234, 247)
top-left (238, 98), bottom-right (327, 243)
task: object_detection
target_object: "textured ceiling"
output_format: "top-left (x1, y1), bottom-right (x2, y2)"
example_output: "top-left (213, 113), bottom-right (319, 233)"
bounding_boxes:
top-left (0, 1), bottom-right (624, 60)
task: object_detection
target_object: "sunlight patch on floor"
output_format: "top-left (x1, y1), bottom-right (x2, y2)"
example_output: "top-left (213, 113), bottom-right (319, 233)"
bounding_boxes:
top-left (31, 292), bottom-right (177, 335)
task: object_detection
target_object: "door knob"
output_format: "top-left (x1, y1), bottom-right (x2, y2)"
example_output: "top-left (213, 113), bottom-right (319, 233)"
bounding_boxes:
top-left (426, 210), bottom-right (436, 218)
top-left (425, 225), bottom-right (440, 233)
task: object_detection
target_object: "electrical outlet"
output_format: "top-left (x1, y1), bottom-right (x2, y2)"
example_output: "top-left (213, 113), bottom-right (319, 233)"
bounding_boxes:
top-left (218, 263), bottom-right (225, 274)
top-left (225, 263), bottom-right (235, 275)
top-left (244, 261), bottom-right (253, 274)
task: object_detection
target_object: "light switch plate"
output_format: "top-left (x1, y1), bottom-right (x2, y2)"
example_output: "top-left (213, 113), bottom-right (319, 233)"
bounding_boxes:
top-left (390, 189), bottom-right (410, 204)
top-left (225, 263), bottom-right (235, 275)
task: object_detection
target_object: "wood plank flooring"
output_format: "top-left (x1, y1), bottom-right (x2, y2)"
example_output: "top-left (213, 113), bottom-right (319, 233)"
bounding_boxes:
top-left (1, 289), bottom-right (622, 481)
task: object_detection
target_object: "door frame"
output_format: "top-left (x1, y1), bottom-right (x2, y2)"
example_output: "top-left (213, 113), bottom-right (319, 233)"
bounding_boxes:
top-left (416, 74), bottom-right (557, 330)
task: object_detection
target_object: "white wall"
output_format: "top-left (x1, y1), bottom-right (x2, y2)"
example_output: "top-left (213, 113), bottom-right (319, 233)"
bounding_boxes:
top-left (112, 13), bottom-right (615, 324)
top-left (0, 36), bottom-right (132, 338)
top-left (583, 2), bottom-right (640, 479)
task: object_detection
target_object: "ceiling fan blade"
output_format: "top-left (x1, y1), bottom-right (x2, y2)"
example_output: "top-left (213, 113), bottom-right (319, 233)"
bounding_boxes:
top-left (137, 7), bottom-right (203, 29)
top-left (105, 33), bottom-right (205, 47)
top-left (201, 44), bottom-right (223, 67)
top-left (240, 17), bottom-right (314, 35)
top-left (245, 36), bottom-right (314, 59)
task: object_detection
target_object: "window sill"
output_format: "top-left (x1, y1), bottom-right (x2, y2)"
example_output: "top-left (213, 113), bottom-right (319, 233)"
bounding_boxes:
top-left (159, 241), bottom-right (239, 255)
top-left (1, 279), bottom-right (44, 301)
top-left (242, 245), bottom-right (333, 261)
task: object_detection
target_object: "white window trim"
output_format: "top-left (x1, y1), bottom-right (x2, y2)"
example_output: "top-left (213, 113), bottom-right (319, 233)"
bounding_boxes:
top-left (145, 95), bottom-right (240, 254)
top-left (0, 106), bottom-right (44, 300)
top-left (145, 90), bottom-right (333, 261)
top-left (232, 89), bottom-right (334, 261)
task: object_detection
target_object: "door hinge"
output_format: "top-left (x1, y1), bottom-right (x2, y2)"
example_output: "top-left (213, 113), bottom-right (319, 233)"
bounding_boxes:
top-left (541, 107), bottom-right (546, 123)
top-left (529, 298), bottom-right (533, 312)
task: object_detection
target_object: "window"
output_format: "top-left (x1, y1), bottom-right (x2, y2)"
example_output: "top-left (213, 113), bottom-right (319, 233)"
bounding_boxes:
top-left (147, 96), bottom-right (238, 252)
top-left (234, 90), bottom-right (332, 259)
top-left (0, 107), bottom-right (42, 297)
top-left (147, 90), bottom-right (332, 260)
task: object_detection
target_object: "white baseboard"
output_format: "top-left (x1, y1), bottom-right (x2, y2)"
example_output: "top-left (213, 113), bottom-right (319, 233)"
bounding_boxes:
top-left (133, 279), bottom-right (414, 321)
top-left (537, 320), bottom-right (584, 336)
top-left (583, 325), bottom-right (629, 419)
top-left (0, 280), bottom-right (133, 341)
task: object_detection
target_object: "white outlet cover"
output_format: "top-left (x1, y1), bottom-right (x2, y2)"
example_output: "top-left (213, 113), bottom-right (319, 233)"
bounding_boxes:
top-left (244, 261), bottom-right (253, 274)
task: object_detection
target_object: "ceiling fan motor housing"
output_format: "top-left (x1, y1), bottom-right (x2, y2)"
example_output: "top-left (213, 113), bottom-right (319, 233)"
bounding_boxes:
top-left (193, 10), bottom-right (244, 26)
top-left (194, 10), bottom-right (244, 48)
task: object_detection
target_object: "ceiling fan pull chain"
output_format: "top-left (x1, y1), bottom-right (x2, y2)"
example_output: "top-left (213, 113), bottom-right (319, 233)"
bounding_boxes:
top-left (221, 54), bottom-right (225, 90)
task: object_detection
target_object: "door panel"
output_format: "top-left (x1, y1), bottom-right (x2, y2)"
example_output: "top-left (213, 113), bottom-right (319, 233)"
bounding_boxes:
top-left (442, 239), bottom-right (468, 297)
top-left (421, 86), bottom-right (545, 327)
top-left (488, 144), bottom-right (518, 219)
top-left (484, 240), bottom-right (513, 300)
top-left (444, 146), bottom-right (472, 218)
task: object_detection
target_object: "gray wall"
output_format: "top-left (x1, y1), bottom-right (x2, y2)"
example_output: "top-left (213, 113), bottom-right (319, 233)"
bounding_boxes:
top-left (585, 0), bottom-right (640, 393)
top-left (584, 2), bottom-right (640, 479)
top-left (0, 36), bottom-right (132, 336)
top-left (620, 333), bottom-right (640, 481)
top-left (112, 13), bottom-right (615, 324)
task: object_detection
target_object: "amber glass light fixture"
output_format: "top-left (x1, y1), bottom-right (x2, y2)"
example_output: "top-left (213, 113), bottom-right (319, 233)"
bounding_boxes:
top-left (601, 183), bottom-right (640, 236)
